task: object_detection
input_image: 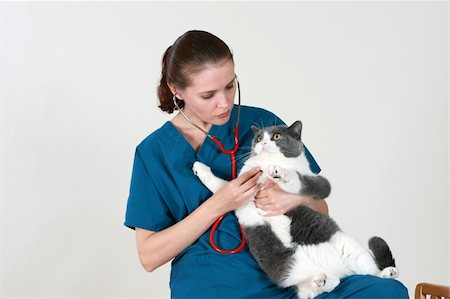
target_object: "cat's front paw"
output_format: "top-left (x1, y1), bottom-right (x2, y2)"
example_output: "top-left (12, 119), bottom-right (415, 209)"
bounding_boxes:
top-left (192, 162), bottom-right (213, 182)
top-left (266, 165), bottom-right (287, 180)
top-left (379, 266), bottom-right (399, 279)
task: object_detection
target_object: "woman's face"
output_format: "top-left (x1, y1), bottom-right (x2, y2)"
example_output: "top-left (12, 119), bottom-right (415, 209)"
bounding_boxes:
top-left (175, 59), bottom-right (236, 130)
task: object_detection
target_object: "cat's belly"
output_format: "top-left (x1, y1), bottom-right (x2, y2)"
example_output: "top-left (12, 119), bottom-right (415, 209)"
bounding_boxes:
top-left (264, 215), bottom-right (294, 248)
top-left (235, 202), bottom-right (294, 248)
top-left (282, 241), bottom-right (352, 288)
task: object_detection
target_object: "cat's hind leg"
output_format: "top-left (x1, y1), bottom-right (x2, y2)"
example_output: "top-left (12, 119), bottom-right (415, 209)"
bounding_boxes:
top-left (286, 245), bottom-right (342, 299)
top-left (331, 232), bottom-right (379, 275)
top-left (331, 232), bottom-right (399, 278)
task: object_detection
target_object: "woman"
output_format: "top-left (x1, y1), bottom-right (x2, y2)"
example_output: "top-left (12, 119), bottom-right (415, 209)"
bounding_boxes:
top-left (124, 30), bottom-right (408, 298)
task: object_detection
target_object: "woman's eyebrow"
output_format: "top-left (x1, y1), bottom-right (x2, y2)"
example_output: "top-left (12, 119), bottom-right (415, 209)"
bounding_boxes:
top-left (199, 78), bottom-right (236, 94)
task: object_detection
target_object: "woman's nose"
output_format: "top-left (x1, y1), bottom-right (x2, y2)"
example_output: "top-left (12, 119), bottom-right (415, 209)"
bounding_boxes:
top-left (216, 94), bottom-right (229, 108)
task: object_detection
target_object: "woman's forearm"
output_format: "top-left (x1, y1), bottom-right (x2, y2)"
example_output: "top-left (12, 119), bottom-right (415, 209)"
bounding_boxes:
top-left (137, 167), bottom-right (262, 271)
top-left (136, 199), bottom-right (222, 272)
top-left (305, 197), bottom-right (329, 215)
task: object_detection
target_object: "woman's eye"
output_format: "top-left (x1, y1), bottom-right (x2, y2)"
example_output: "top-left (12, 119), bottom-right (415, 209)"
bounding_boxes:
top-left (201, 93), bottom-right (213, 99)
top-left (226, 84), bottom-right (234, 90)
top-left (273, 133), bottom-right (281, 141)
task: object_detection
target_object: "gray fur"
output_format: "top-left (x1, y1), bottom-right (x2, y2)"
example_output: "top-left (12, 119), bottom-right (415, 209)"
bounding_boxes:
top-left (246, 121), bottom-right (396, 283)
top-left (192, 120), bottom-right (398, 297)
top-left (251, 121), bottom-right (304, 158)
top-left (368, 236), bottom-right (396, 270)
top-left (297, 173), bottom-right (331, 199)
top-left (244, 224), bottom-right (296, 284)
top-left (286, 206), bottom-right (340, 245)
top-left (250, 121), bottom-right (337, 247)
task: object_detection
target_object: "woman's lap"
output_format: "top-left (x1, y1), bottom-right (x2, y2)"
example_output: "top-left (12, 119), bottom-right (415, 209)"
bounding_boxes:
top-left (314, 275), bottom-right (409, 299)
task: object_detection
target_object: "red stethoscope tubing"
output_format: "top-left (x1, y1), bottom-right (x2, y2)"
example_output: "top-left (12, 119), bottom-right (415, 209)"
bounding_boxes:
top-left (172, 76), bottom-right (245, 254)
top-left (209, 126), bottom-right (247, 254)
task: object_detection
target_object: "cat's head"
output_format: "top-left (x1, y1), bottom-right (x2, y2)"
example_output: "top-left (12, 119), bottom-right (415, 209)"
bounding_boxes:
top-left (251, 121), bottom-right (304, 157)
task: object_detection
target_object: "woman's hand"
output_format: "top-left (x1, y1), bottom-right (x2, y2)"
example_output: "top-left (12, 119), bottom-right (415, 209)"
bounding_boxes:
top-left (207, 167), bottom-right (263, 217)
top-left (255, 180), bottom-right (329, 216)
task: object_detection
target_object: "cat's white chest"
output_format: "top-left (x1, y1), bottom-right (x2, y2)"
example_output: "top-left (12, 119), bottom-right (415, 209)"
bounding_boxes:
top-left (240, 153), bottom-right (311, 194)
top-left (235, 153), bottom-right (315, 248)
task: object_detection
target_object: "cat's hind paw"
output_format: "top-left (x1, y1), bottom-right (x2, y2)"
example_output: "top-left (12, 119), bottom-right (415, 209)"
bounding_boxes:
top-left (297, 274), bottom-right (340, 299)
top-left (312, 274), bottom-right (327, 288)
top-left (378, 266), bottom-right (399, 279)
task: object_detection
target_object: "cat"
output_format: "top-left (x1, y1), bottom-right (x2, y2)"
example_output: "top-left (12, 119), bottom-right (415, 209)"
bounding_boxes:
top-left (192, 120), bottom-right (399, 299)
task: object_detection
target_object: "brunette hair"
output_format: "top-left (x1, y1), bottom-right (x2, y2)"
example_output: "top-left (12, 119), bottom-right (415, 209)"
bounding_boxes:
top-left (157, 30), bottom-right (234, 113)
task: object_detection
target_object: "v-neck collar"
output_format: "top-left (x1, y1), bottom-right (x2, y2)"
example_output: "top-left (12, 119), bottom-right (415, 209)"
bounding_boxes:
top-left (163, 104), bottom-right (238, 158)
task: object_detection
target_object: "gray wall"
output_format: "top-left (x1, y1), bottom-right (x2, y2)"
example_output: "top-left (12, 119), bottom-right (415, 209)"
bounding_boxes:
top-left (1, 2), bottom-right (448, 298)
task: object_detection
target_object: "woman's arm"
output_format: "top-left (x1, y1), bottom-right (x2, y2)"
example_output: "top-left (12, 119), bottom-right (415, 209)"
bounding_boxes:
top-left (135, 201), bottom-right (220, 272)
top-left (255, 181), bottom-right (329, 216)
top-left (136, 168), bottom-right (262, 272)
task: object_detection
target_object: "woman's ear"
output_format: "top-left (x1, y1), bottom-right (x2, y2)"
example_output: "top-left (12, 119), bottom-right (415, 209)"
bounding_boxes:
top-left (167, 82), bottom-right (177, 97)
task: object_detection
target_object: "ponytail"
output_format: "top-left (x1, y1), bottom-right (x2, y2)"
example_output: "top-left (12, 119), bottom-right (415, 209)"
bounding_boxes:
top-left (157, 46), bottom-right (184, 113)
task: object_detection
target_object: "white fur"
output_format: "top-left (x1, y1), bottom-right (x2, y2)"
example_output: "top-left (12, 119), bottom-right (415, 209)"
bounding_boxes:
top-left (281, 231), bottom-right (399, 298)
top-left (193, 136), bottom-right (399, 299)
top-left (192, 162), bottom-right (227, 192)
top-left (265, 215), bottom-right (294, 248)
top-left (234, 201), bottom-right (266, 227)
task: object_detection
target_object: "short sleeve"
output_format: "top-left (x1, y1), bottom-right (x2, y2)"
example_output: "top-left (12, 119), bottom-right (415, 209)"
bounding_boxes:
top-left (124, 147), bottom-right (174, 231)
top-left (303, 146), bottom-right (321, 174)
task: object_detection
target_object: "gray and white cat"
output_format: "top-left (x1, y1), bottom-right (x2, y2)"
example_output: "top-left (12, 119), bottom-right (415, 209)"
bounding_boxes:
top-left (193, 121), bottom-right (399, 299)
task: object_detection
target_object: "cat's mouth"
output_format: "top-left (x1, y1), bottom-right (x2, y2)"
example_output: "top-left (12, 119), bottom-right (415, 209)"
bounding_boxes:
top-left (256, 147), bottom-right (276, 155)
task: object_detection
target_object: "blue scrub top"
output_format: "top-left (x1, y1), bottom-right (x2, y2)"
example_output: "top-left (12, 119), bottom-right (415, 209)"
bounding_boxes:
top-left (125, 105), bottom-right (321, 298)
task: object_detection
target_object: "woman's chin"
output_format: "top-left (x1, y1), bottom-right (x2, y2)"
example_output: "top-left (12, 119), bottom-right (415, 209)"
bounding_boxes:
top-left (213, 115), bottom-right (231, 126)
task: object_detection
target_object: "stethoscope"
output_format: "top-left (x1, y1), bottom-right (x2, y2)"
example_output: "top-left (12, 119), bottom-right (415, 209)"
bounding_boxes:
top-left (172, 75), bottom-right (246, 254)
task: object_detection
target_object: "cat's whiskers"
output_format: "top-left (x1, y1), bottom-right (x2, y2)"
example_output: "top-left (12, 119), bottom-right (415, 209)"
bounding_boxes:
top-left (223, 152), bottom-right (252, 170)
top-left (233, 152), bottom-right (252, 165)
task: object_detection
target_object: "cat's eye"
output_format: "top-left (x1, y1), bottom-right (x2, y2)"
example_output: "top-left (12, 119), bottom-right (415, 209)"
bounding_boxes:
top-left (273, 133), bottom-right (281, 141)
top-left (256, 135), bottom-right (263, 142)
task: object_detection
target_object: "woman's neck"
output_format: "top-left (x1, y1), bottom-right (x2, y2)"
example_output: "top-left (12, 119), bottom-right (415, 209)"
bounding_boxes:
top-left (171, 113), bottom-right (211, 152)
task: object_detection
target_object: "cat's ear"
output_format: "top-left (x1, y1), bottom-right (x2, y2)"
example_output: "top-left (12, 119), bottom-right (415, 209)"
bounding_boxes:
top-left (251, 125), bottom-right (260, 135)
top-left (289, 121), bottom-right (303, 140)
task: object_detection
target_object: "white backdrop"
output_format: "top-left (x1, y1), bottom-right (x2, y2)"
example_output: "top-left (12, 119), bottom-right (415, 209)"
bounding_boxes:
top-left (0, 2), bottom-right (448, 298)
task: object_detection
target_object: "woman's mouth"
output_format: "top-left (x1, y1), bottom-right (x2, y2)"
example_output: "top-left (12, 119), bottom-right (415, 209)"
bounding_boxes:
top-left (217, 111), bottom-right (230, 118)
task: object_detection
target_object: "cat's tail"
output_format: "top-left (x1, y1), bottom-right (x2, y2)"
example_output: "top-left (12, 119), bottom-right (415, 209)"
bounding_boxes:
top-left (368, 236), bottom-right (396, 270)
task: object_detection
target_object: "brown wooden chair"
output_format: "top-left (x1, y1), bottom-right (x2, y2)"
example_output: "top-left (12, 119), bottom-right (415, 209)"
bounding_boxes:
top-left (415, 282), bottom-right (450, 299)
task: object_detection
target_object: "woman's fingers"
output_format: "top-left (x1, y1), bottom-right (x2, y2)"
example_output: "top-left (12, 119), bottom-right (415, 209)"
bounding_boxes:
top-left (242, 183), bottom-right (262, 200)
top-left (240, 171), bottom-right (262, 193)
top-left (259, 179), bottom-right (276, 191)
top-left (234, 167), bottom-right (261, 185)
